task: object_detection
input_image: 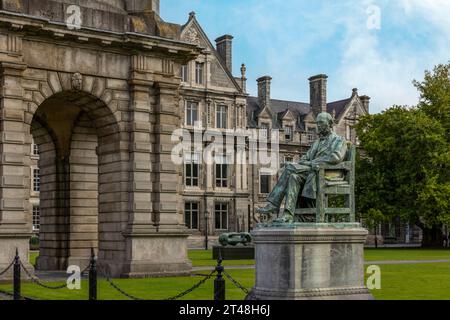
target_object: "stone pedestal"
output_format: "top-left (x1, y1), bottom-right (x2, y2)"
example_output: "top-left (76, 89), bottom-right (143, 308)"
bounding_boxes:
top-left (251, 223), bottom-right (373, 300)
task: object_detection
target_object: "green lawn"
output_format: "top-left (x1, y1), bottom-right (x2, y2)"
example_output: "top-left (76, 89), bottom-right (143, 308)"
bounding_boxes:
top-left (188, 250), bottom-right (255, 267)
top-left (3, 263), bottom-right (450, 300)
top-left (0, 269), bottom-right (254, 300)
top-left (189, 248), bottom-right (450, 267)
top-left (13, 249), bottom-right (450, 300)
top-left (365, 248), bottom-right (450, 261)
top-left (370, 263), bottom-right (450, 300)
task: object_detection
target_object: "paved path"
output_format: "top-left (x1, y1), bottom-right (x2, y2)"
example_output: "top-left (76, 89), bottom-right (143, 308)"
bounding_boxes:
top-left (192, 259), bottom-right (450, 272)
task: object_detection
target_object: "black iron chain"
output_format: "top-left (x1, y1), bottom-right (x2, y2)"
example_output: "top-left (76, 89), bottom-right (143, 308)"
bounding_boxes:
top-left (97, 265), bottom-right (144, 301)
top-left (223, 270), bottom-right (250, 295)
top-left (165, 269), bottom-right (216, 301)
top-left (0, 259), bottom-right (14, 277)
top-left (20, 261), bottom-right (67, 290)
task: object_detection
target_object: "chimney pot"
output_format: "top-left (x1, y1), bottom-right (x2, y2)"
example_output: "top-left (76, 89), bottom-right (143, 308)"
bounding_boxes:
top-left (257, 76), bottom-right (272, 110)
top-left (215, 35), bottom-right (234, 72)
top-left (309, 74), bottom-right (328, 117)
top-left (360, 95), bottom-right (371, 114)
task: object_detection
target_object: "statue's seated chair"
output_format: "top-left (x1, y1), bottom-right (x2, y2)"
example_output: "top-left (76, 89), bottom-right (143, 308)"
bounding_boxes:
top-left (295, 142), bottom-right (356, 223)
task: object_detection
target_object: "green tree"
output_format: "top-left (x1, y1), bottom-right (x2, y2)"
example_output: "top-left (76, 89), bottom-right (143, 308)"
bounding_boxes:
top-left (355, 107), bottom-right (449, 247)
top-left (413, 62), bottom-right (450, 139)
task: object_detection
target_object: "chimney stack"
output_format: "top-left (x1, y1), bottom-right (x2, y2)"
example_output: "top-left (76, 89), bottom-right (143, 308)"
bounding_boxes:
top-left (257, 76), bottom-right (272, 110)
top-left (309, 74), bottom-right (328, 117)
top-left (215, 35), bottom-right (234, 72)
top-left (360, 95), bottom-right (371, 114)
top-left (125, 0), bottom-right (160, 15)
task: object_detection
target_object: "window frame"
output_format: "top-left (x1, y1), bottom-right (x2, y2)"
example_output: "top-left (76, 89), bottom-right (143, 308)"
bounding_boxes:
top-left (285, 125), bottom-right (293, 141)
top-left (185, 101), bottom-right (199, 126)
top-left (181, 64), bottom-right (189, 83)
top-left (215, 203), bottom-right (229, 230)
top-left (195, 62), bottom-right (204, 85)
top-left (259, 173), bottom-right (271, 194)
top-left (184, 202), bottom-right (199, 230)
top-left (32, 205), bottom-right (40, 232)
top-left (184, 153), bottom-right (200, 187)
top-left (215, 155), bottom-right (229, 188)
top-left (216, 105), bottom-right (228, 129)
top-left (33, 168), bottom-right (40, 192)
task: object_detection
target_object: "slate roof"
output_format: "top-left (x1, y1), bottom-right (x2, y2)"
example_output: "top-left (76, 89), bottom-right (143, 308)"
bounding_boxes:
top-left (247, 96), bottom-right (351, 131)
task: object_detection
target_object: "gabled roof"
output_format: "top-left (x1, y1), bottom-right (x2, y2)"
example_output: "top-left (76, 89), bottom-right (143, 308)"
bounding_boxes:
top-left (180, 13), bottom-right (244, 94)
top-left (247, 95), bottom-right (354, 131)
top-left (327, 98), bottom-right (351, 120)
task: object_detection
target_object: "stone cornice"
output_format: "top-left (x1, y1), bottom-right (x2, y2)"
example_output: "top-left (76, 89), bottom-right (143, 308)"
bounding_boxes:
top-left (0, 10), bottom-right (201, 62)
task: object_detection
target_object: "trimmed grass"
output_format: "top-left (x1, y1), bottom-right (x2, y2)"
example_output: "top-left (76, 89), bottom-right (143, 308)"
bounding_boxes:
top-left (2, 264), bottom-right (450, 300)
top-left (0, 269), bottom-right (254, 300)
top-left (29, 251), bottom-right (39, 267)
top-left (365, 248), bottom-right (450, 261)
top-left (190, 248), bottom-right (450, 267)
top-left (29, 248), bottom-right (450, 269)
top-left (188, 250), bottom-right (254, 267)
top-left (370, 263), bottom-right (450, 300)
top-left (12, 249), bottom-right (450, 300)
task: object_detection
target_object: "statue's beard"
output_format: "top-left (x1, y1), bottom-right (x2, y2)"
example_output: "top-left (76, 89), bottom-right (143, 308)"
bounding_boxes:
top-left (318, 127), bottom-right (332, 138)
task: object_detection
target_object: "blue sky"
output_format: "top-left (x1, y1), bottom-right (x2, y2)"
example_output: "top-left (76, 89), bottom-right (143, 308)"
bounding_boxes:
top-left (161, 0), bottom-right (450, 114)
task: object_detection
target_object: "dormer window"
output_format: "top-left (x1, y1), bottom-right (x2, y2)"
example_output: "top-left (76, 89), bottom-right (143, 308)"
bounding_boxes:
top-left (285, 126), bottom-right (293, 141)
top-left (260, 123), bottom-right (270, 140)
top-left (307, 127), bottom-right (316, 143)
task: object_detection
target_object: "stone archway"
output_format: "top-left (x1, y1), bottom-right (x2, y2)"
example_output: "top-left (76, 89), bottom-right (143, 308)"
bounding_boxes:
top-left (30, 89), bottom-right (124, 271)
top-left (0, 2), bottom-right (200, 277)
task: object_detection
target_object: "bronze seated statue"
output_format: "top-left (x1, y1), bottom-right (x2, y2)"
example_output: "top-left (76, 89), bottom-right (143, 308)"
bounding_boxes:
top-left (257, 112), bottom-right (355, 224)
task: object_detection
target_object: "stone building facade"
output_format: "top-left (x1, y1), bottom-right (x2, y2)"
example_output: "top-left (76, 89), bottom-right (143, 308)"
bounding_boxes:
top-left (0, 1), bottom-right (417, 280)
top-left (177, 13), bottom-right (250, 248)
top-left (0, 0), bottom-right (203, 278)
top-left (175, 13), bottom-right (377, 247)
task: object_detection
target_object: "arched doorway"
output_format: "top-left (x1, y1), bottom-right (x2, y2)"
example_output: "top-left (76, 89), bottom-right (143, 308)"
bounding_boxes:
top-left (30, 90), bottom-right (122, 271)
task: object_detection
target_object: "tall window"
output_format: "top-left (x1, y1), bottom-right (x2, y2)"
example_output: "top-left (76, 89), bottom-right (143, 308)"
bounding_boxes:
top-left (33, 169), bottom-right (40, 192)
top-left (216, 105), bottom-right (228, 129)
top-left (181, 64), bottom-right (188, 82)
top-left (260, 173), bottom-right (270, 194)
top-left (33, 143), bottom-right (39, 156)
top-left (215, 203), bottom-right (228, 230)
top-left (260, 123), bottom-right (270, 140)
top-left (215, 155), bottom-right (228, 188)
top-left (185, 102), bottom-right (198, 126)
top-left (185, 202), bottom-right (199, 230)
top-left (195, 62), bottom-right (204, 84)
top-left (307, 128), bottom-right (316, 143)
top-left (32, 205), bottom-right (40, 232)
top-left (346, 125), bottom-right (352, 141)
top-left (185, 153), bottom-right (200, 187)
top-left (285, 126), bottom-right (293, 141)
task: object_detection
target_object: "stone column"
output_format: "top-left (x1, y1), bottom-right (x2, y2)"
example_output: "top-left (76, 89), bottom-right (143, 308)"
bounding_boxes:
top-left (120, 55), bottom-right (191, 277)
top-left (0, 54), bottom-right (35, 278)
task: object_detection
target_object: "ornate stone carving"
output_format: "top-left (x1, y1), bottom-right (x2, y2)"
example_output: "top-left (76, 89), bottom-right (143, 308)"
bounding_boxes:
top-left (71, 72), bottom-right (82, 91)
top-left (183, 27), bottom-right (201, 45)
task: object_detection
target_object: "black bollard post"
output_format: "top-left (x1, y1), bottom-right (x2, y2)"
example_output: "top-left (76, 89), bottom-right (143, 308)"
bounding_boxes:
top-left (214, 249), bottom-right (225, 301)
top-left (13, 248), bottom-right (21, 300)
top-left (89, 248), bottom-right (97, 301)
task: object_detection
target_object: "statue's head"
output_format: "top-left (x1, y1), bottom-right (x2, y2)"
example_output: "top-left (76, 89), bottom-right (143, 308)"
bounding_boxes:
top-left (316, 112), bottom-right (334, 137)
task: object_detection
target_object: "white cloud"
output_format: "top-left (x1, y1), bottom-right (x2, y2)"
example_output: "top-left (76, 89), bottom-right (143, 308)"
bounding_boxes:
top-left (333, 0), bottom-right (450, 113)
